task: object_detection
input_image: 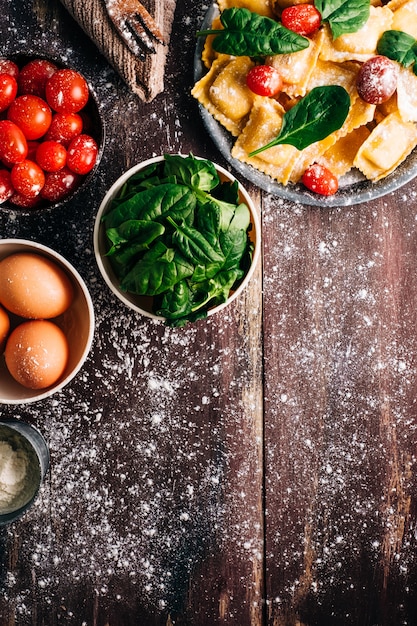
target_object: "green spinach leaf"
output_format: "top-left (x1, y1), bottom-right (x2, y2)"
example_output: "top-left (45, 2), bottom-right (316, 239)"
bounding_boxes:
top-left (105, 220), bottom-right (165, 256)
top-left (163, 154), bottom-right (220, 192)
top-left (377, 30), bottom-right (417, 75)
top-left (315, 0), bottom-right (370, 39)
top-left (155, 280), bottom-right (193, 320)
top-left (167, 217), bottom-right (225, 266)
top-left (120, 241), bottom-right (194, 296)
top-left (249, 85), bottom-right (350, 156)
top-left (191, 268), bottom-right (244, 312)
top-left (197, 7), bottom-right (309, 56)
top-left (103, 184), bottom-right (196, 229)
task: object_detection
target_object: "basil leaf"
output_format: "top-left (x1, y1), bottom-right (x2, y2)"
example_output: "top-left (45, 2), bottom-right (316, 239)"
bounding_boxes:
top-left (197, 7), bottom-right (309, 56)
top-left (377, 30), bottom-right (417, 74)
top-left (315, 0), bottom-right (370, 39)
top-left (249, 85), bottom-right (350, 156)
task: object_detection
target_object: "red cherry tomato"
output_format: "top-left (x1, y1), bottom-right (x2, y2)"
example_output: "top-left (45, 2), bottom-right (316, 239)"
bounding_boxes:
top-left (17, 59), bottom-right (58, 98)
top-left (36, 140), bottom-right (67, 172)
top-left (11, 159), bottom-right (45, 197)
top-left (0, 73), bottom-right (18, 112)
top-left (301, 163), bottom-right (338, 196)
top-left (9, 191), bottom-right (42, 209)
top-left (281, 5), bottom-right (321, 36)
top-left (44, 112), bottom-right (83, 145)
top-left (41, 166), bottom-right (81, 202)
top-left (0, 60), bottom-right (19, 79)
top-left (246, 65), bottom-right (283, 97)
top-left (7, 95), bottom-right (52, 140)
top-left (356, 56), bottom-right (398, 105)
top-left (45, 69), bottom-right (89, 113)
top-left (0, 169), bottom-right (14, 203)
top-left (0, 120), bottom-right (28, 166)
top-left (66, 134), bottom-right (98, 175)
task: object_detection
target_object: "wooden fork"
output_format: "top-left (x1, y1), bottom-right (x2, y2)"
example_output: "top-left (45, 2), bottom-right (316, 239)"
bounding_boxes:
top-left (104, 0), bottom-right (165, 60)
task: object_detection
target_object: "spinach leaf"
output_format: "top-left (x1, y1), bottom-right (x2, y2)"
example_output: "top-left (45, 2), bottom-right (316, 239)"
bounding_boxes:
top-left (105, 220), bottom-right (165, 256)
top-left (155, 280), bottom-right (193, 320)
top-left (103, 183), bottom-right (196, 229)
top-left (163, 153), bottom-right (220, 192)
top-left (167, 217), bottom-right (225, 266)
top-left (227, 203), bottom-right (250, 232)
top-left (120, 241), bottom-right (194, 296)
top-left (219, 228), bottom-right (249, 271)
top-left (315, 0), bottom-right (370, 39)
top-left (249, 85), bottom-right (350, 156)
top-left (377, 30), bottom-right (417, 75)
top-left (197, 7), bottom-right (309, 56)
top-left (191, 268), bottom-right (244, 312)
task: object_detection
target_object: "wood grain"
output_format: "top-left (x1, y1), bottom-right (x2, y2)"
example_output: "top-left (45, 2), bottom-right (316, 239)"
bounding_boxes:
top-left (1, 0), bottom-right (417, 624)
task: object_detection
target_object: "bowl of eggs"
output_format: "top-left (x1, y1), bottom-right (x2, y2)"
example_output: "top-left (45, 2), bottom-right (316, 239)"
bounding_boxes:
top-left (94, 153), bottom-right (260, 326)
top-left (0, 239), bottom-right (95, 404)
top-left (0, 54), bottom-right (105, 214)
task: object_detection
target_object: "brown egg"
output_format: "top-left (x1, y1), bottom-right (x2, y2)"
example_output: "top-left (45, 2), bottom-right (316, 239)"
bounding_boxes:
top-left (0, 252), bottom-right (74, 319)
top-left (5, 319), bottom-right (69, 389)
top-left (0, 305), bottom-right (10, 351)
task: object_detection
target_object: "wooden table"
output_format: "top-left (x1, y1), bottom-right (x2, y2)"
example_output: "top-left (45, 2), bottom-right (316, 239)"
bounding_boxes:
top-left (1, 1), bottom-right (417, 624)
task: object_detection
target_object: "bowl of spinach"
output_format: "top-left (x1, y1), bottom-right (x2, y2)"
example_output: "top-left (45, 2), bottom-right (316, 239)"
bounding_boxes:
top-left (93, 153), bottom-right (260, 326)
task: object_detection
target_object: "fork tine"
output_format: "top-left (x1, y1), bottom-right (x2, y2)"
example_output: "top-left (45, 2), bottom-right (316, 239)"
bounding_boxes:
top-left (134, 3), bottom-right (164, 45)
top-left (126, 14), bottom-right (157, 54)
top-left (114, 17), bottom-right (147, 60)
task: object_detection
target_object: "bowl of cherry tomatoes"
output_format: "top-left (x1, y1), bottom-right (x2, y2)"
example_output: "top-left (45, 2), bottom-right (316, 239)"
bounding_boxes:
top-left (0, 55), bottom-right (104, 213)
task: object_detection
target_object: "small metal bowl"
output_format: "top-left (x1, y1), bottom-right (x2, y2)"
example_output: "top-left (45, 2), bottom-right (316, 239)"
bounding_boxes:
top-left (0, 419), bottom-right (49, 525)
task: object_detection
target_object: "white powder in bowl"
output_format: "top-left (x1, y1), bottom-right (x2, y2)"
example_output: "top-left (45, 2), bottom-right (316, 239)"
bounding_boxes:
top-left (0, 426), bottom-right (41, 515)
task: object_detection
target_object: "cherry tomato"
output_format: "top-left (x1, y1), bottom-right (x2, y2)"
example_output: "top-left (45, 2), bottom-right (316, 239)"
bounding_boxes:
top-left (0, 169), bottom-right (14, 203)
top-left (301, 163), bottom-right (338, 196)
top-left (0, 73), bottom-right (18, 112)
top-left (17, 58), bottom-right (58, 98)
top-left (0, 120), bottom-right (28, 166)
top-left (246, 65), bottom-right (283, 97)
top-left (45, 69), bottom-right (89, 113)
top-left (11, 159), bottom-right (45, 197)
top-left (0, 60), bottom-right (19, 79)
top-left (44, 112), bottom-right (83, 145)
top-left (281, 5), bottom-right (321, 36)
top-left (41, 166), bottom-right (81, 202)
top-left (36, 140), bottom-right (67, 172)
top-left (66, 134), bottom-right (98, 175)
top-left (9, 191), bottom-right (42, 209)
top-left (7, 94), bottom-right (52, 140)
top-left (356, 56), bottom-right (398, 105)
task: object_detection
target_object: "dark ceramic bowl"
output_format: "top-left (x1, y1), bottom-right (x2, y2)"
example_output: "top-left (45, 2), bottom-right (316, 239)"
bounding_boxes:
top-left (0, 53), bottom-right (105, 215)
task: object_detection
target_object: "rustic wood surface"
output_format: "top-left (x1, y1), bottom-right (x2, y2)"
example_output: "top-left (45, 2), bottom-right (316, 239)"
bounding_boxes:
top-left (1, 1), bottom-right (417, 625)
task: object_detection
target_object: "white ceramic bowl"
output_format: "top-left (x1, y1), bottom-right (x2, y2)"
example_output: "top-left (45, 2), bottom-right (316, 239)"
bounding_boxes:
top-left (0, 239), bottom-right (95, 404)
top-left (94, 155), bottom-right (261, 323)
